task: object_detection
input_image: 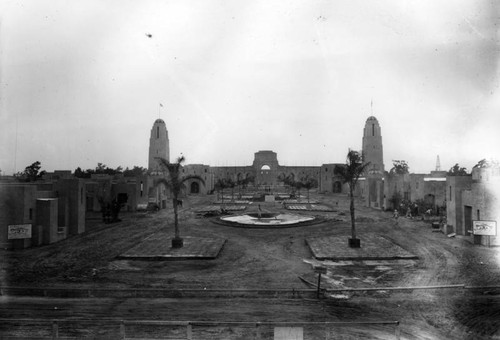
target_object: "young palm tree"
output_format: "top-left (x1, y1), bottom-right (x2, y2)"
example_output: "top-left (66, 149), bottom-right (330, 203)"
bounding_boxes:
top-left (214, 178), bottom-right (229, 207)
top-left (156, 156), bottom-right (205, 248)
top-left (335, 150), bottom-right (370, 248)
top-left (300, 176), bottom-right (318, 208)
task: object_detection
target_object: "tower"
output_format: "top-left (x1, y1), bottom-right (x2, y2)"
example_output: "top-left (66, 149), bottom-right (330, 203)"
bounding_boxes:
top-left (435, 155), bottom-right (441, 171)
top-left (148, 119), bottom-right (170, 173)
top-left (362, 116), bottom-right (384, 175)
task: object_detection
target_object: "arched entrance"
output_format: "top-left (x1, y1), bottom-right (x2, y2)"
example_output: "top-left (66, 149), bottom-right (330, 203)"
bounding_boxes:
top-left (425, 194), bottom-right (435, 207)
top-left (190, 182), bottom-right (200, 194)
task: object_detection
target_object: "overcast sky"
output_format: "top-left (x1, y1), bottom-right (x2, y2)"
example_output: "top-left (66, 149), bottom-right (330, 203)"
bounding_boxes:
top-left (1, 0), bottom-right (499, 175)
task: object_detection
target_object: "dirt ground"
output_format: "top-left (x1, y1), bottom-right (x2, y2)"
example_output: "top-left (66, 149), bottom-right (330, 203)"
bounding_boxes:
top-left (1, 192), bottom-right (500, 339)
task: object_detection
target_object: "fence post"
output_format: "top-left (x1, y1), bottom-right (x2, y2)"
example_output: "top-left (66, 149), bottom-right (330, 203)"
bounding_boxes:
top-left (395, 321), bottom-right (401, 340)
top-left (187, 323), bottom-right (192, 340)
top-left (120, 320), bottom-right (126, 339)
top-left (52, 320), bottom-right (58, 339)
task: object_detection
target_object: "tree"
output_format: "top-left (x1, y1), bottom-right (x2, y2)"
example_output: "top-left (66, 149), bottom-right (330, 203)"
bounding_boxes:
top-left (447, 163), bottom-right (468, 176)
top-left (334, 150), bottom-right (370, 248)
top-left (73, 167), bottom-right (91, 178)
top-left (15, 161), bottom-right (46, 182)
top-left (215, 177), bottom-right (234, 207)
top-left (236, 175), bottom-right (254, 198)
top-left (278, 173), bottom-right (294, 195)
top-left (123, 166), bottom-right (147, 177)
top-left (299, 175), bottom-right (318, 206)
top-left (156, 156), bottom-right (205, 248)
top-left (74, 164), bottom-right (125, 178)
top-left (389, 160), bottom-right (409, 175)
top-left (473, 159), bottom-right (499, 169)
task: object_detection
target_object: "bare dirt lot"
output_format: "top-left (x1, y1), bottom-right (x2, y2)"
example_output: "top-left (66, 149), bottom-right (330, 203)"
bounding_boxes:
top-left (1, 192), bottom-right (500, 339)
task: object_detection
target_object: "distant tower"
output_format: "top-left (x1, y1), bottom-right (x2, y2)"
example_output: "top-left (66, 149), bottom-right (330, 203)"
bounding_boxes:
top-left (362, 116), bottom-right (384, 175)
top-left (435, 155), bottom-right (441, 171)
top-left (148, 119), bottom-right (170, 173)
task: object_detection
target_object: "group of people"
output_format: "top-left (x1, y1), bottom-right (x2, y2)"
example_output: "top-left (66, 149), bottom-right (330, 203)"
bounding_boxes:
top-left (393, 201), bottom-right (420, 224)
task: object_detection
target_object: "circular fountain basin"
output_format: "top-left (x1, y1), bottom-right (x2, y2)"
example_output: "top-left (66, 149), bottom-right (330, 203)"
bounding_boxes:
top-left (220, 213), bottom-right (315, 227)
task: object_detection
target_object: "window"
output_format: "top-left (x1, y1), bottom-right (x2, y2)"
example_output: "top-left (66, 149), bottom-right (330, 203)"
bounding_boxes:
top-left (157, 126), bottom-right (159, 138)
top-left (140, 181), bottom-right (143, 197)
top-left (29, 208), bottom-right (33, 220)
top-left (449, 186), bottom-right (452, 201)
top-left (81, 188), bottom-right (84, 204)
top-left (372, 124), bottom-right (375, 136)
top-left (477, 209), bottom-right (480, 220)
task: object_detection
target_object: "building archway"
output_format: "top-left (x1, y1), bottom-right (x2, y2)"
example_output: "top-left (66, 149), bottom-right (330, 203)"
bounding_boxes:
top-left (333, 181), bottom-right (342, 193)
top-left (190, 181), bottom-right (200, 194)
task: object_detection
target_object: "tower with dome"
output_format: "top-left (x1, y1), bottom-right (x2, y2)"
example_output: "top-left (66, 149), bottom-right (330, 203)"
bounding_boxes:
top-left (148, 119), bottom-right (170, 174)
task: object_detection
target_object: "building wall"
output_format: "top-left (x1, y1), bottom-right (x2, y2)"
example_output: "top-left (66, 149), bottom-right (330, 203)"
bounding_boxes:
top-left (446, 176), bottom-right (472, 235)
top-left (0, 181), bottom-right (80, 249)
top-left (462, 167), bottom-right (500, 246)
top-left (182, 164), bottom-right (214, 195)
top-left (383, 173), bottom-right (409, 210)
top-left (422, 180), bottom-right (447, 213)
top-left (55, 179), bottom-right (85, 236)
top-left (381, 173), bottom-right (446, 212)
top-left (319, 164), bottom-right (346, 193)
top-left (0, 184), bottom-right (37, 249)
top-left (36, 198), bottom-right (60, 244)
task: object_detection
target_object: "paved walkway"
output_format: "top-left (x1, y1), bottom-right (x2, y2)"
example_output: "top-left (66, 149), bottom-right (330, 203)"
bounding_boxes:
top-left (286, 204), bottom-right (334, 212)
top-left (306, 233), bottom-right (417, 260)
top-left (119, 233), bottom-right (226, 260)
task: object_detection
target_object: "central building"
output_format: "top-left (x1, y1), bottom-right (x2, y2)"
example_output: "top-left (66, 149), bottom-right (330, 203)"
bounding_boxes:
top-left (145, 116), bottom-right (385, 197)
top-left (205, 150), bottom-right (321, 189)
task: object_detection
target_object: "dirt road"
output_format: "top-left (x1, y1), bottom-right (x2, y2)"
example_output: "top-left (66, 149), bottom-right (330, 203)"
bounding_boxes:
top-left (1, 193), bottom-right (499, 339)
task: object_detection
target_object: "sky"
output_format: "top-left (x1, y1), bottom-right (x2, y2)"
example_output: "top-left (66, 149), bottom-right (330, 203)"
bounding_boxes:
top-left (0, 0), bottom-right (499, 175)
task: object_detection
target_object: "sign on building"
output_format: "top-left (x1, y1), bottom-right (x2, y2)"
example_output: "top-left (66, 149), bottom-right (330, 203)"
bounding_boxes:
top-left (8, 224), bottom-right (32, 239)
top-left (472, 220), bottom-right (497, 236)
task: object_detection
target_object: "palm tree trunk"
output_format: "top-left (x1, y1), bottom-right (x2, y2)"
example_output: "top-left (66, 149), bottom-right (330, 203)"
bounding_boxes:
top-left (173, 198), bottom-right (179, 239)
top-left (350, 184), bottom-right (356, 240)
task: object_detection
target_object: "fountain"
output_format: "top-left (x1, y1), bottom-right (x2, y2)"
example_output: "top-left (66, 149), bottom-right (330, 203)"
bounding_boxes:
top-left (219, 211), bottom-right (316, 228)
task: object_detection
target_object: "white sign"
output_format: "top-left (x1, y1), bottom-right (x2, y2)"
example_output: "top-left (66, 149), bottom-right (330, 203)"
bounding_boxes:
top-left (8, 224), bottom-right (32, 239)
top-left (472, 220), bottom-right (497, 236)
top-left (274, 327), bottom-right (303, 340)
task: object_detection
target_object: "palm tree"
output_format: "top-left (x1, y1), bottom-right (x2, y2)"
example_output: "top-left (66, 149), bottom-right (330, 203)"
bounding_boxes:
top-left (335, 150), bottom-right (370, 248)
top-left (214, 178), bottom-right (229, 207)
top-left (300, 175), bottom-right (318, 208)
top-left (156, 156), bottom-right (205, 248)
